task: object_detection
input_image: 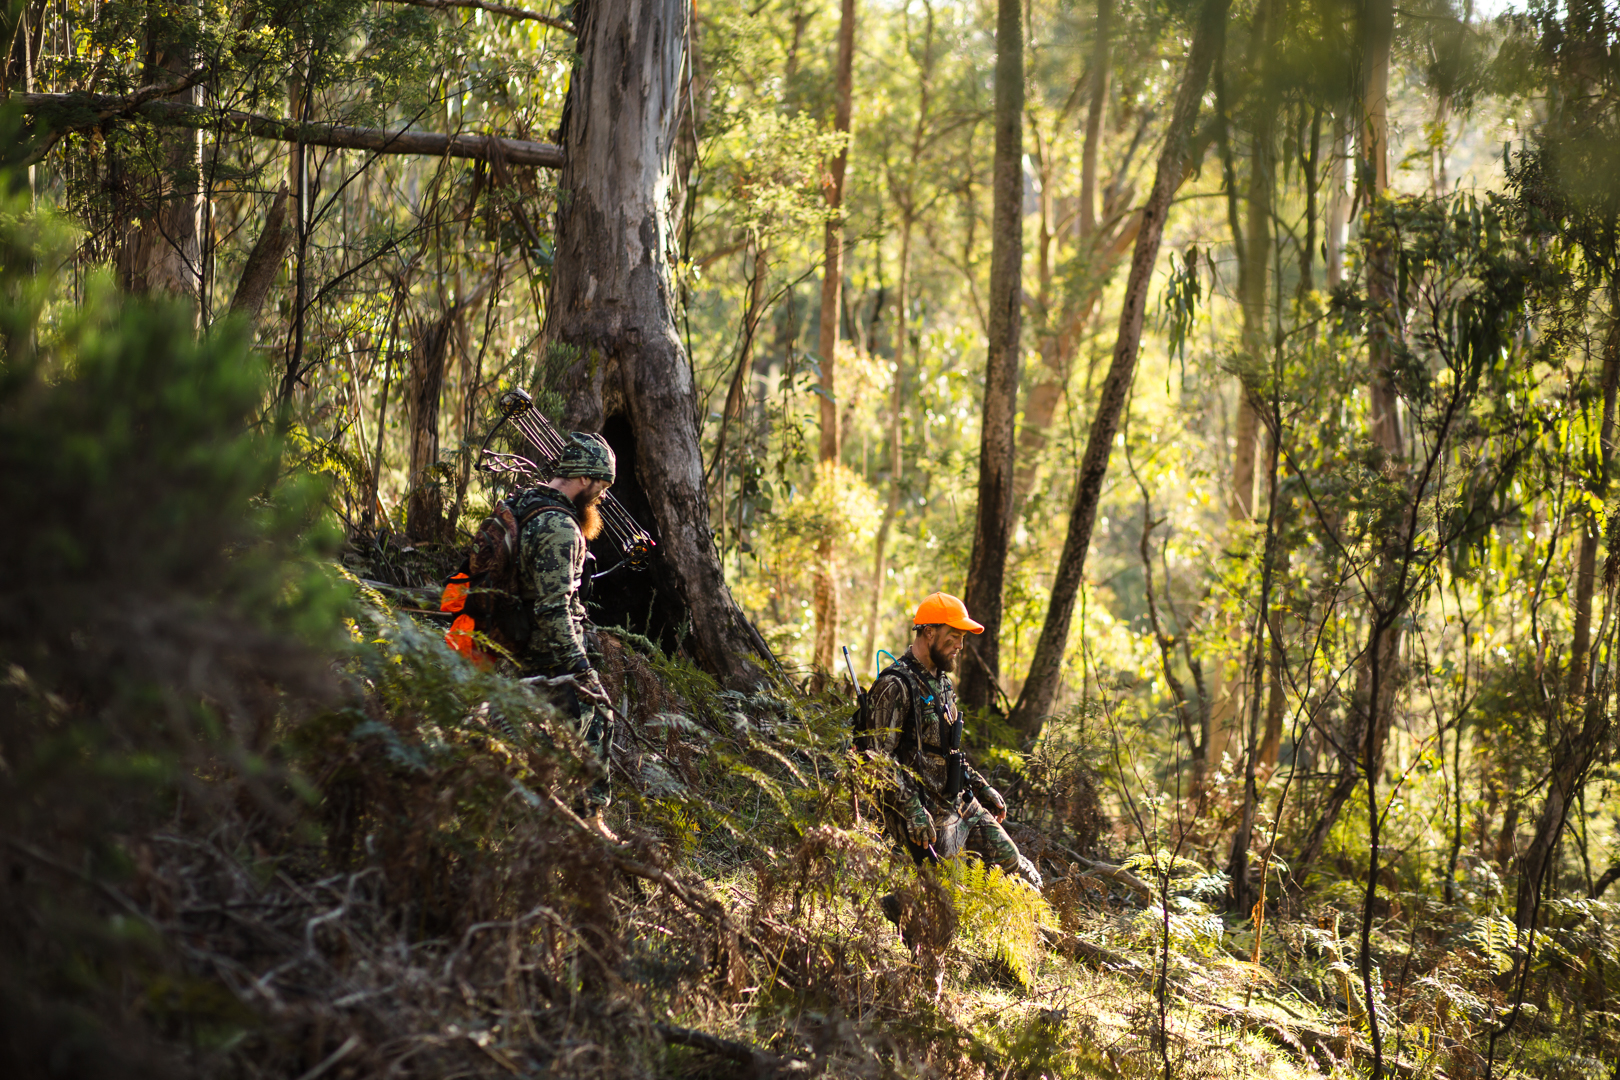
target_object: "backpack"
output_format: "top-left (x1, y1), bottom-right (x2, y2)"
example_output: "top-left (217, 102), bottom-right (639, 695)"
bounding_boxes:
top-left (851, 656), bottom-right (925, 753)
top-left (440, 489), bottom-right (568, 665)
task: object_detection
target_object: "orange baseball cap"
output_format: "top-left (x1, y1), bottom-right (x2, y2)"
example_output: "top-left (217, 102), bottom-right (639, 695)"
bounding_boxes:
top-left (912, 592), bottom-right (984, 634)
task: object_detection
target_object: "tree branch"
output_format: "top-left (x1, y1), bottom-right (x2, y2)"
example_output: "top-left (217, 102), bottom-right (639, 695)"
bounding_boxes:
top-left (12, 92), bottom-right (564, 169)
top-left (379, 0), bottom-right (575, 34)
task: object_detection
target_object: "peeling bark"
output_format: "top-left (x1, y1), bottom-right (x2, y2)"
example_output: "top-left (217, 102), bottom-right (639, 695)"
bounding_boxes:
top-left (545, 0), bottom-right (769, 687)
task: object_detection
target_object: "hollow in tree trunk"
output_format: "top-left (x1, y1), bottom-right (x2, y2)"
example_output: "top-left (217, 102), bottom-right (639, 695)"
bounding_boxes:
top-left (544, 0), bottom-right (769, 688)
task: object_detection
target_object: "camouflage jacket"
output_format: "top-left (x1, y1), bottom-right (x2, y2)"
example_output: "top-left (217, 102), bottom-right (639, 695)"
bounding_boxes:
top-left (518, 487), bottom-right (593, 676)
top-left (867, 650), bottom-right (993, 817)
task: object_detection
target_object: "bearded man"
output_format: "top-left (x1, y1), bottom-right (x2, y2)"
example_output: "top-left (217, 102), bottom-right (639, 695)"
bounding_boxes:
top-left (522, 431), bottom-right (616, 809)
top-left (868, 592), bottom-right (1041, 888)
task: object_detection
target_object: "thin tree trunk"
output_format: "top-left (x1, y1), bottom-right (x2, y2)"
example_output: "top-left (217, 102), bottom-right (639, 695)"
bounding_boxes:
top-left (1224, 0), bottom-right (1279, 901)
top-left (1078, 0), bottom-right (1110, 241)
top-left (1299, 105), bottom-right (1319, 296)
top-left (1211, 39), bottom-right (1275, 775)
top-left (1355, 7), bottom-right (1397, 1074)
top-left (229, 183), bottom-right (291, 317)
top-left (1294, 1), bottom-right (1403, 889)
top-left (711, 239), bottom-right (770, 553)
top-left (1568, 295), bottom-right (1620, 698)
top-left (1007, 0), bottom-right (1231, 740)
top-left (404, 273), bottom-right (496, 543)
top-left (1228, 417), bottom-right (1281, 913)
top-left (545, 0), bottom-right (768, 687)
top-left (812, 0), bottom-right (856, 674)
top-left (865, 8), bottom-right (934, 666)
top-left (2, 1), bottom-right (47, 97)
top-left (1010, 218), bottom-right (1139, 515)
top-left (865, 214), bottom-right (912, 666)
top-left (1009, 1), bottom-right (1138, 520)
top-left (959, 0), bottom-right (1024, 714)
top-left (4, 0), bottom-right (47, 198)
top-left (1326, 111), bottom-right (1348, 289)
top-left (1430, 91), bottom-right (1450, 196)
top-left (1258, 613), bottom-right (1287, 771)
top-left (1518, 286), bottom-right (1620, 929)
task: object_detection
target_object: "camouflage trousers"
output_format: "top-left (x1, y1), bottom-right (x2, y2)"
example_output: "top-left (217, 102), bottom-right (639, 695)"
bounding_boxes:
top-left (536, 678), bottom-right (615, 810)
top-left (885, 796), bottom-right (1042, 888)
top-left (959, 798), bottom-right (1042, 888)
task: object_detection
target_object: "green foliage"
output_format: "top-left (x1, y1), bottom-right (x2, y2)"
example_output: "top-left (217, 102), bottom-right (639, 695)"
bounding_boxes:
top-left (1121, 851), bottom-right (1228, 959)
top-left (0, 178), bottom-right (341, 1074)
top-left (938, 857), bottom-right (1057, 989)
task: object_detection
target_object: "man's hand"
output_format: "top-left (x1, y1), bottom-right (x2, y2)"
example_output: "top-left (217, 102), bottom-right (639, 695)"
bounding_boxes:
top-left (564, 657), bottom-right (610, 705)
top-left (906, 806), bottom-right (937, 849)
top-left (979, 785), bottom-right (1007, 824)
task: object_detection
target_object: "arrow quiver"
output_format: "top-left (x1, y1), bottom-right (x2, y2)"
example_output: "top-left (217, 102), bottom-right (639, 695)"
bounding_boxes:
top-left (475, 388), bottom-right (655, 572)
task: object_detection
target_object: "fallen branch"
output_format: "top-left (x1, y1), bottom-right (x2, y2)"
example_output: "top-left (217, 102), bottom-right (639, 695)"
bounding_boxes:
top-left (1072, 854), bottom-right (1154, 899)
top-left (12, 92), bottom-right (564, 169)
top-left (654, 1023), bottom-right (810, 1077)
top-left (357, 578), bottom-right (444, 606)
top-left (1044, 929), bottom-right (1150, 976)
top-left (379, 0), bottom-right (575, 34)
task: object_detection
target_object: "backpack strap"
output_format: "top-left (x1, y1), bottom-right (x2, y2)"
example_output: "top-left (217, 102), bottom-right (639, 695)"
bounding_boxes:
top-left (877, 655), bottom-right (953, 762)
top-left (896, 653), bottom-right (957, 754)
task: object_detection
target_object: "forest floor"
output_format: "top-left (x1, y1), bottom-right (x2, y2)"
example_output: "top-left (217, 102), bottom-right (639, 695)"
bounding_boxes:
top-left (222, 580), bottom-right (1488, 1080)
top-left (9, 571), bottom-right (1527, 1080)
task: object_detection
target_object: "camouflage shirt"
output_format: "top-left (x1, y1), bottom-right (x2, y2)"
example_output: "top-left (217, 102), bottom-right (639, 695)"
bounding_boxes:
top-left (867, 650), bottom-right (992, 815)
top-left (519, 487), bottom-right (592, 676)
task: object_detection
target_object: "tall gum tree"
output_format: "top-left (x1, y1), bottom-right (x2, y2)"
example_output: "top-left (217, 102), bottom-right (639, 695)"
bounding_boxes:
top-left (1221, 0), bottom-right (1278, 910)
top-left (546, 0), bottom-right (770, 688)
top-left (114, 4), bottom-right (203, 311)
top-left (812, 0), bottom-right (856, 675)
top-left (1288, 1), bottom-right (1400, 1072)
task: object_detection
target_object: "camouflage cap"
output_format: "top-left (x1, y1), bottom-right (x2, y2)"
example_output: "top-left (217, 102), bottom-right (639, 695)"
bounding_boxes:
top-left (552, 431), bottom-right (616, 483)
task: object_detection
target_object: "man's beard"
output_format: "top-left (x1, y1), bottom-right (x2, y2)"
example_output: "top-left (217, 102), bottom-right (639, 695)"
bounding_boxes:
top-left (573, 490), bottom-right (605, 541)
top-left (927, 639), bottom-right (957, 672)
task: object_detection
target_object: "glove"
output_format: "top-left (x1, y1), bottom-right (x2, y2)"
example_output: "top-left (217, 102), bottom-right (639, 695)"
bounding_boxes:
top-left (905, 805), bottom-right (937, 849)
top-left (576, 668), bottom-right (609, 705)
top-left (978, 785), bottom-right (1007, 823)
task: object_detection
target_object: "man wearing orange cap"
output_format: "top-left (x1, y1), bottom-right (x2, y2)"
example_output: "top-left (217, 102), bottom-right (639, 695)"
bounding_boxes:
top-left (865, 592), bottom-right (1041, 889)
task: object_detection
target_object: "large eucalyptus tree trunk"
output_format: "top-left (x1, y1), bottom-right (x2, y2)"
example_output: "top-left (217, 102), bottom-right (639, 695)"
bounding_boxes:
top-left (545, 0), bottom-right (769, 687)
top-left (114, 10), bottom-right (202, 310)
top-left (405, 312), bottom-right (454, 543)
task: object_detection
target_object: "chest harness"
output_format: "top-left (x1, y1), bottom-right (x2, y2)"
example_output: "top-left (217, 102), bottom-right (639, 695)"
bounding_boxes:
top-left (881, 653), bottom-right (967, 802)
